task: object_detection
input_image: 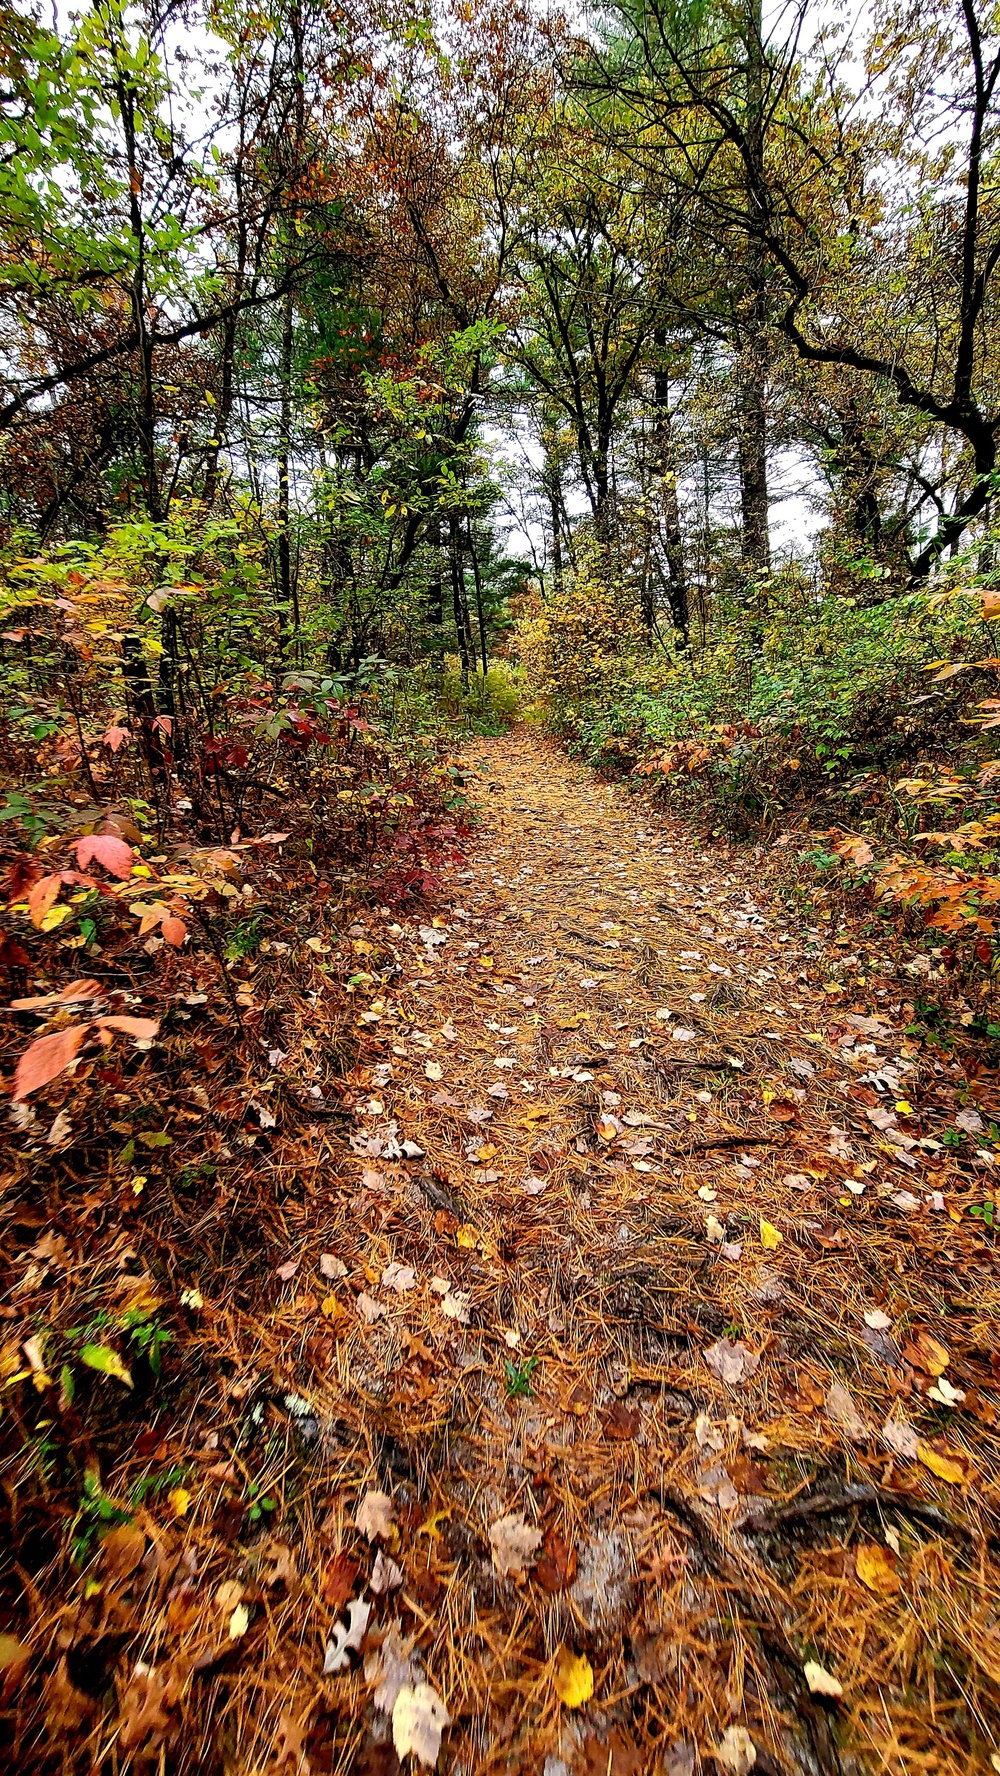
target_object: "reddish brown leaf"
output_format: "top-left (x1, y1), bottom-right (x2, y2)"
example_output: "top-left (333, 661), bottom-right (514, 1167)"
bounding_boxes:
top-left (534, 1531), bottom-right (577, 1593)
top-left (13, 1024), bottom-right (87, 1100)
top-left (600, 1400), bottom-right (640, 1441)
top-left (322, 1553), bottom-right (360, 1611)
top-left (160, 916), bottom-right (187, 947)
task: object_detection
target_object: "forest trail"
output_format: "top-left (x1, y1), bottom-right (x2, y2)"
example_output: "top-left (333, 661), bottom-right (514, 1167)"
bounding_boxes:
top-left (322, 729), bottom-right (999, 1775)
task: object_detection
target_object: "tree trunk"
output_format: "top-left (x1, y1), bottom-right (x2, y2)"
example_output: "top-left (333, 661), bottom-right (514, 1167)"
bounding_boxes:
top-left (427, 516), bottom-right (444, 674)
top-left (737, 0), bottom-right (771, 586)
top-left (653, 343), bottom-right (689, 644)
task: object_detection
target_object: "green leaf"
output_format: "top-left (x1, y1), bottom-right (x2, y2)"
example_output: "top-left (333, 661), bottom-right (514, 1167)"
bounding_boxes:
top-left (80, 1344), bottom-right (133, 1387)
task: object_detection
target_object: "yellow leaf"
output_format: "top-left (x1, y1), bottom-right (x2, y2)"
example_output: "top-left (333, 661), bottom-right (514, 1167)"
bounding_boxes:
top-left (855, 1543), bottom-right (900, 1595)
top-left (456, 1224), bottom-right (478, 1249)
top-left (321, 1293), bottom-right (344, 1320)
top-left (40, 903), bottom-right (74, 932)
top-left (168, 1487), bottom-right (191, 1518)
top-left (553, 1647), bottom-right (594, 1708)
top-left (894, 1100), bottom-right (913, 1115)
top-left (417, 1509), bottom-right (452, 1541)
top-left (228, 1603), bottom-right (250, 1639)
top-left (917, 1441), bottom-right (970, 1485)
top-left (479, 956), bottom-right (494, 970)
top-left (760, 1220), bottom-right (783, 1250)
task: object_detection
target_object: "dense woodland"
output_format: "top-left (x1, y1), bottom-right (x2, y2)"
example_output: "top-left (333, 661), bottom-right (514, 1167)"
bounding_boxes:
top-left (5, 0), bottom-right (1000, 1772)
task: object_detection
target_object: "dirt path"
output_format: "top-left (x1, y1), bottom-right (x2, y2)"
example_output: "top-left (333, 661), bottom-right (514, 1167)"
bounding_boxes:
top-left (323, 730), bottom-right (998, 1776)
top-left (28, 730), bottom-right (996, 1776)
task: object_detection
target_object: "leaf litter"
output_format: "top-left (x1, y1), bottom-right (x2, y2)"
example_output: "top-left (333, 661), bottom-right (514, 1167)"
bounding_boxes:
top-left (3, 731), bottom-right (1000, 1775)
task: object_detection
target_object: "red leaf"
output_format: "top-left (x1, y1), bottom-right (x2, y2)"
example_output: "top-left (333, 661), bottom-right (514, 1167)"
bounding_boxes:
top-left (74, 834), bottom-right (134, 880)
top-left (160, 917), bottom-right (187, 947)
top-left (95, 1015), bottom-right (159, 1042)
top-left (28, 875), bottom-right (62, 928)
top-left (13, 1024), bottom-right (87, 1100)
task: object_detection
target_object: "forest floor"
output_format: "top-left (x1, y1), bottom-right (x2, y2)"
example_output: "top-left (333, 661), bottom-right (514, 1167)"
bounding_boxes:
top-left (7, 728), bottom-right (1000, 1776)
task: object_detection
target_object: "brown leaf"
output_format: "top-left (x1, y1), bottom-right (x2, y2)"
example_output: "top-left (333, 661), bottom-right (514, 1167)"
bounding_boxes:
top-left (100, 1524), bottom-right (146, 1580)
top-left (600, 1400), bottom-right (640, 1441)
top-left (902, 1331), bottom-right (950, 1377)
top-left (534, 1531), bottom-right (577, 1593)
top-left (582, 1729), bottom-right (644, 1776)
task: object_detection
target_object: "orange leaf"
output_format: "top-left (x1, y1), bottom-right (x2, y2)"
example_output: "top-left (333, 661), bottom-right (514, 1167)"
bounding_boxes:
top-left (27, 875), bottom-right (62, 929)
top-left (160, 916), bottom-right (187, 947)
top-left (13, 1024), bottom-right (87, 1101)
top-left (95, 1016), bottom-right (159, 1042)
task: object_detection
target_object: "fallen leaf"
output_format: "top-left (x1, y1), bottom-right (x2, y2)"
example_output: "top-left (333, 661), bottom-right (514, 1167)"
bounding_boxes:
top-left (356, 1291), bottom-right (385, 1323)
top-left (714, 1725), bottom-right (756, 1775)
top-left (355, 1490), bottom-right (394, 1540)
top-left (856, 1542), bottom-right (900, 1595)
top-left (553, 1647), bottom-right (594, 1708)
top-left (902, 1331), bottom-right (950, 1377)
top-left (882, 1416), bottom-right (919, 1460)
top-left (534, 1530), bottom-right (577, 1592)
top-left (80, 1343), bottom-right (132, 1387)
top-left (13, 1024), bottom-right (87, 1101)
top-left (759, 1219), bottom-right (782, 1250)
top-left (381, 1261), bottom-right (416, 1293)
top-left (489, 1512), bottom-right (542, 1577)
top-left (601, 1399), bottom-right (641, 1440)
top-left (75, 833), bottom-right (134, 878)
top-left (916, 1440), bottom-right (971, 1484)
top-left (319, 1253), bottom-right (348, 1279)
top-left (100, 1524), bottom-right (147, 1577)
top-left (0, 1634), bottom-right (29, 1673)
top-left (321, 1555), bottom-right (359, 1611)
top-left (825, 1380), bottom-right (868, 1442)
top-left (323, 1597), bottom-right (371, 1673)
top-left (704, 1338), bottom-right (759, 1386)
top-left (392, 1682), bottom-right (449, 1767)
top-left (863, 1308), bottom-right (892, 1331)
top-left (370, 1550), bottom-right (404, 1594)
top-left (803, 1661), bottom-right (843, 1698)
top-left (365, 1624), bottom-right (419, 1711)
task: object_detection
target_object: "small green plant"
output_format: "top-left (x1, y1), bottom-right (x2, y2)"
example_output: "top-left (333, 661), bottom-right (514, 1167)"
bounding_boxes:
top-left (224, 915), bottom-right (265, 962)
top-left (969, 1200), bottom-right (996, 1229)
top-left (70, 1471), bottom-right (133, 1565)
top-left (245, 1481), bottom-right (277, 1524)
top-left (124, 1310), bottom-right (172, 1378)
top-left (504, 1355), bottom-right (538, 1398)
